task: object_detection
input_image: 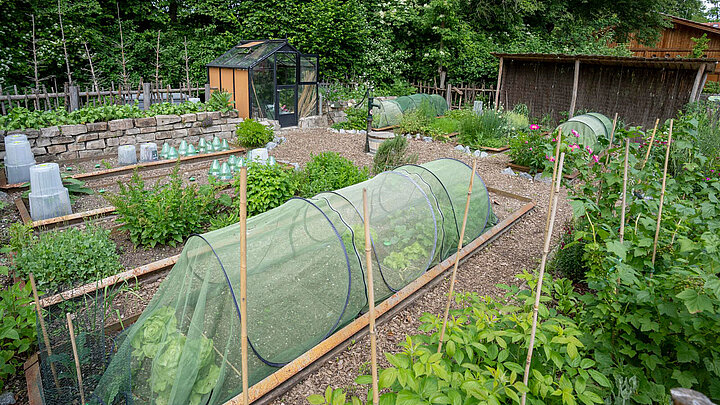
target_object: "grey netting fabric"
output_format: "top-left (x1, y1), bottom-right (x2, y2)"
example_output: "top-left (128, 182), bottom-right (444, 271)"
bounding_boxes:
top-left (91, 159), bottom-right (495, 405)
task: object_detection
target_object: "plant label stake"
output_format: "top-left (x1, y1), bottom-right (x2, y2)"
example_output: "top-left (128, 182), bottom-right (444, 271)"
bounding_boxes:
top-left (66, 313), bottom-right (85, 405)
top-left (362, 188), bottom-right (379, 405)
top-left (521, 152), bottom-right (565, 405)
top-left (239, 166), bottom-right (250, 404)
top-left (641, 118), bottom-right (660, 170)
top-left (437, 159), bottom-right (477, 354)
top-left (652, 119), bottom-right (673, 266)
top-left (29, 273), bottom-right (61, 390)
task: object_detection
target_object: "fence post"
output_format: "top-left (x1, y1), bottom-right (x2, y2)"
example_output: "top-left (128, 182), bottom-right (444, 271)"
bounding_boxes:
top-left (143, 82), bottom-right (152, 110)
top-left (205, 83), bottom-right (211, 102)
top-left (446, 82), bottom-right (452, 109)
top-left (68, 85), bottom-right (80, 112)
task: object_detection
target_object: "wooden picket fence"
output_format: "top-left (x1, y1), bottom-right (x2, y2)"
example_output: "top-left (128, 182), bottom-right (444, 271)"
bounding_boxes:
top-left (0, 82), bottom-right (211, 115)
top-left (411, 79), bottom-right (497, 109)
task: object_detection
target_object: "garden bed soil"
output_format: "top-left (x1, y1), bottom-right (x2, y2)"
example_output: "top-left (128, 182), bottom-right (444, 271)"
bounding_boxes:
top-left (508, 162), bottom-right (580, 180)
top-left (16, 126), bottom-right (569, 405)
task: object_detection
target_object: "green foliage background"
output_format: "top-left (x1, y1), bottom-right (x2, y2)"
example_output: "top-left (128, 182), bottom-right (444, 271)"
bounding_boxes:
top-left (0, 0), bottom-right (699, 90)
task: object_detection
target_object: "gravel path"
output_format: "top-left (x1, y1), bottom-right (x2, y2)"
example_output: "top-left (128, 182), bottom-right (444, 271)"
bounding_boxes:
top-left (269, 128), bottom-right (571, 405)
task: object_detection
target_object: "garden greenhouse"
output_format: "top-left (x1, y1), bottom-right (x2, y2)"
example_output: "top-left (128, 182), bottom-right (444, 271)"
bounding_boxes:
top-left (206, 40), bottom-right (319, 127)
top-left (90, 158), bottom-right (496, 405)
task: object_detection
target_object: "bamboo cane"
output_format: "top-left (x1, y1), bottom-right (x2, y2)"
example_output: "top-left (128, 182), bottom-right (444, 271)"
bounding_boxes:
top-left (29, 274), bottom-right (61, 390)
top-left (652, 119), bottom-right (673, 265)
top-left (437, 159), bottom-right (477, 354)
top-left (641, 118), bottom-right (660, 170)
top-left (520, 152), bottom-right (566, 405)
top-left (362, 189), bottom-right (379, 405)
top-left (239, 166), bottom-right (250, 405)
top-left (620, 139), bottom-right (630, 243)
top-left (604, 113), bottom-right (619, 166)
top-left (65, 313), bottom-right (85, 404)
top-left (544, 130), bottom-right (563, 233)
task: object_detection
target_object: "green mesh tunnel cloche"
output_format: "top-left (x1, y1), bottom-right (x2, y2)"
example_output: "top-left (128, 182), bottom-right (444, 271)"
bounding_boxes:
top-left (556, 112), bottom-right (613, 151)
top-left (91, 158), bottom-right (496, 405)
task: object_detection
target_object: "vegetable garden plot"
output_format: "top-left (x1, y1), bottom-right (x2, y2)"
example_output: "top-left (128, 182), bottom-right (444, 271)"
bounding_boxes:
top-left (75, 158), bottom-right (496, 405)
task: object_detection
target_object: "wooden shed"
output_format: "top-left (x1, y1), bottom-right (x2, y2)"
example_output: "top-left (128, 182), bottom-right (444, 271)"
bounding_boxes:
top-left (491, 53), bottom-right (717, 127)
top-left (206, 40), bottom-right (318, 127)
top-left (628, 15), bottom-right (720, 82)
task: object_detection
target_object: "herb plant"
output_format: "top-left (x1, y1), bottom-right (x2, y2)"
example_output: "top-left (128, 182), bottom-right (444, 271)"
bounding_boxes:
top-left (332, 107), bottom-right (368, 131)
top-left (106, 167), bottom-right (217, 247)
top-left (236, 118), bottom-right (274, 148)
top-left (299, 152), bottom-right (369, 197)
top-left (13, 225), bottom-right (122, 292)
top-left (236, 162), bottom-right (297, 217)
top-left (372, 136), bottom-right (418, 174)
top-left (0, 280), bottom-right (36, 391)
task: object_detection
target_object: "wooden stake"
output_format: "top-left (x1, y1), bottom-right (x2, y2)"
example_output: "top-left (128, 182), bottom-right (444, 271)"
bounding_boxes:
top-left (604, 113), bottom-right (619, 165)
top-left (641, 118), bottom-right (660, 170)
top-left (362, 189), bottom-right (379, 405)
top-left (521, 152), bottom-right (566, 405)
top-left (544, 130), bottom-right (563, 234)
top-left (66, 313), bottom-right (85, 404)
top-left (620, 139), bottom-right (630, 243)
top-left (652, 119), bottom-right (673, 265)
top-left (437, 159), bottom-right (477, 353)
top-left (29, 274), bottom-right (61, 391)
top-left (239, 166), bottom-right (250, 405)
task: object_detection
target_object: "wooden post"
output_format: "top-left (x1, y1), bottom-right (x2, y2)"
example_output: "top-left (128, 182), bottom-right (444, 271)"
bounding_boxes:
top-left (362, 189), bottom-right (379, 405)
top-left (68, 85), bottom-right (79, 112)
top-left (652, 119), bottom-right (673, 265)
top-left (569, 59), bottom-right (580, 118)
top-left (521, 152), bottom-right (566, 405)
top-left (620, 139), bottom-right (630, 243)
top-left (494, 56), bottom-right (504, 111)
top-left (30, 274), bottom-right (61, 390)
top-left (205, 83), bottom-right (212, 102)
top-left (604, 113), bottom-right (619, 165)
top-left (641, 118), bottom-right (660, 170)
top-left (698, 71), bottom-right (709, 101)
top-left (437, 159), bottom-right (477, 353)
top-left (143, 82), bottom-right (152, 111)
top-left (66, 313), bottom-right (85, 405)
top-left (689, 64), bottom-right (706, 102)
top-left (239, 166), bottom-right (250, 405)
top-left (445, 82), bottom-right (452, 109)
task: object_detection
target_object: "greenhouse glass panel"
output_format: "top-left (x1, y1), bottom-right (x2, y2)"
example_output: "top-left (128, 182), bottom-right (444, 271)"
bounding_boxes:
top-left (298, 84), bottom-right (317, 117)
top-left (277, 88), bottom-right (296, 115)
top-left (276, 53), bottom-right (297, 85)
top-left (250, 59), bottom-right (275, 119)
top-left (300, 56), bottom-right (318, 83)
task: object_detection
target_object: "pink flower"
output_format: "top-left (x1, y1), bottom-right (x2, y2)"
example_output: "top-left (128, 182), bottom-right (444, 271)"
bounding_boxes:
top-left (707, 177), bottom-right (711, 181)
top-left (525, 140), bottom-right (529, 144)
top-left (552, 138), bottom-right (557, 142)
top-left (545, 155), bottom-right (556, 162)
top-left (586, 146), bottom-right (593, 154)
top-left (571, 129), bottom-right (579, 137)
top-left (530, 147), bottom-right (533, 151)
top-left (529, 124), bottom-right (540, 130)
top-left (593, 155), bottom-right (599, 163)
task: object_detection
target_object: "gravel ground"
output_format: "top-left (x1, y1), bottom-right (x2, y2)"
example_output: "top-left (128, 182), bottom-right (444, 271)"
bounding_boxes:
top-left (269, 128), bottom-right (571, 405)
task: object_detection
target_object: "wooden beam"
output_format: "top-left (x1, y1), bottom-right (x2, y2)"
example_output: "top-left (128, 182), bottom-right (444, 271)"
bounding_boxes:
top-left (31, 206), bottom-right (116, 229)
top-left (494, 57), bottom-right (504, 111)
top-left (690, 64), bottom-right (706, 102)
top-left (15, 198), bottom-right (31, 224)
top-left (569, 59), bottom-right (580, 118)
top-left (698, 71), bottom-right (709, 101)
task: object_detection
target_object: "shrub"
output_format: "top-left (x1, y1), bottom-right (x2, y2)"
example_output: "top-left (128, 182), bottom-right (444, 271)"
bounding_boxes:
top-left (508, 130), bottom-right (552, 173)
top-left (0, 281), bottom-right (36, 391)
top-left (237, 163), bottom-right (297, 217)
top-left (14, 225), bottom-right (122, 291)
top-left (236, 119), bottom-right (274, 148)
top-left (206, 91), bottom-right (235, 113)
top-left (372, 136), bottom-right (417, 174)
top-left (394, 109), bottom-right (430, 136)
top-left (550, 221), bottom-right (590, 283)
top-left (331, 107), bottom-right (367, 130)
top-left (457, 109), bottom-right (510, 148)
top-left (299, 152), bottom-right (369, 197)
top-left (106, 167), bottom-right (217, 247)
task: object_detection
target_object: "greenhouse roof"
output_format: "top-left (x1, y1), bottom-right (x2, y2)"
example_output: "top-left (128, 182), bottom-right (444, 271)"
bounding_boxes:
top-left (491, 53), bottom-right (717, 71)
top-left (206, 39), bottom-right (298, 69)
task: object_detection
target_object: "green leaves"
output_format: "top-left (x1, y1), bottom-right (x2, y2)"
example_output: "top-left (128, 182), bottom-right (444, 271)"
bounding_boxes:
top-left (676, 288), bottom-right (714, 314)
top-left (236, 119), bottom-right (274, 148)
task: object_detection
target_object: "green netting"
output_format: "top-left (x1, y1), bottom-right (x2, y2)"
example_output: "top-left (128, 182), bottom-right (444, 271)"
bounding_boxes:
top-left (429, 94), bottom-right (449, 116)
top-left (371, 100), bottom-right (403, 128)
top-left (556, 112), bottom-right (612, 151)
top-left (91, 158), bottom-right (496, 405)
top-left (394, 96), bottom-right (417, 112)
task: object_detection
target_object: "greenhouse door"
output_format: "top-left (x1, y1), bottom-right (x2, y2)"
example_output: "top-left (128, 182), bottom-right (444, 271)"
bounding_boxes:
top-left (276, 52), bottom-right (298, 127)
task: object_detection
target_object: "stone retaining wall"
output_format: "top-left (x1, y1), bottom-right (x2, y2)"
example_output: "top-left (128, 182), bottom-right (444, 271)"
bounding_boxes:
top-left (0, 111), bottom-right (244, 161)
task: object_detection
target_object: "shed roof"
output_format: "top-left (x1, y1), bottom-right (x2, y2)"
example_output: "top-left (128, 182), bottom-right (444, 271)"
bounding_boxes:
top-left (490, 52), bottom-right (717, 72)
top-left (206, 39), bottom-right (298, 69)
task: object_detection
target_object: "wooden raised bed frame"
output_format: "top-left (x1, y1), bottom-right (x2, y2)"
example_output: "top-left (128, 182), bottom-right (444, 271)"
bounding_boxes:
top-left (508, 163), bottom-right (579, 180)
top-left (26, 187), bottom-right (535, 405)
